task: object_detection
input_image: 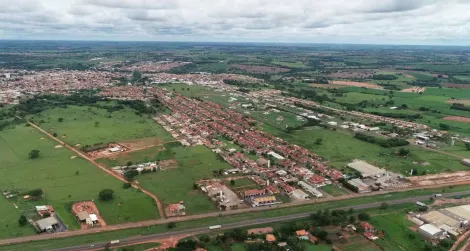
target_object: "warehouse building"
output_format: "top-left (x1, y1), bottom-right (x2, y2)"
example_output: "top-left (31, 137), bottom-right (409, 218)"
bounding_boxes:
top-left (418, 224), bottom-right (443, 239)
top-left (347, 160), bottom-right (386, 178)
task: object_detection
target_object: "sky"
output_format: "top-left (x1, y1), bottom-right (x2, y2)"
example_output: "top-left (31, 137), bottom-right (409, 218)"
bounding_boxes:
top-left (1, 0), bottom-right (470, 45)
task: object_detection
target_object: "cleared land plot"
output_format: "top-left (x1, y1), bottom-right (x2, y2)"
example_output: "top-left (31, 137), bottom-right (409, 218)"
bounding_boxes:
top-left (137, 145), bottom-right (233, 214)
top-left (29, 104), bottom-right (172, 146)
top-left (445, 99), bottom-right (470, 105)
top-left (0, 126), bottom-right (158, 234)
top-left (443, 116), bottom-right (470, 123)
top-left (229, 64), bottom-right (290, 74)
top-left (263, 125), bottom-right (465, 175)
top-left (334, 235), bottom-right (380, 251)
top-left (328, 81), bottom-right (383, 89)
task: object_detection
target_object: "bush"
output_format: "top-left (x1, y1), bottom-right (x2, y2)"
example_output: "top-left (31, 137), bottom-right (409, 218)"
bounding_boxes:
top-left (29, 189), bottom-right (43, 198)
top-left (98, 189), bottom-right (114, 201)
top-left (122, 183), bottom-right (132, 189)
top-left (124, 170), bottom-right (139, 181)
top-left (18, 215), bottom-right (28, 226)
top-left (29, 149), bottom-right (40, 159)
top-left (358, 212), bottom-right (370, 221)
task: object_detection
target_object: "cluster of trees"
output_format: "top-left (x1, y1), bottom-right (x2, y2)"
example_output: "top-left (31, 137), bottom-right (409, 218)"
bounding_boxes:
top-left (339, 178), bottom-right (359, 193)
top-left (372, 74), bottom-right (398, 80)
top-left (80, 142), bottom-right (108, 152)
top-left (450, 103), bottom-right (470, 112)
top-left (370, 111), bottom-right (422, 120)
top-left (354, 132), bottom-right (409, 148)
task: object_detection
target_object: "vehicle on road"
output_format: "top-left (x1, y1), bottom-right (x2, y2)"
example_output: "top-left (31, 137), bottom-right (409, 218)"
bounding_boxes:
top-left (110, 240), bottom-right (120, 244)
top-left (416, 201), bottom-right (426, 207)
top-left (209, 225), bottom-right (222, 230)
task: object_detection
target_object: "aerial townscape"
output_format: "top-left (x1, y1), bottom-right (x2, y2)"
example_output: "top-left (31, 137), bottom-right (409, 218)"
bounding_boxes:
top-left (3, 1), bottom-right (470, 251)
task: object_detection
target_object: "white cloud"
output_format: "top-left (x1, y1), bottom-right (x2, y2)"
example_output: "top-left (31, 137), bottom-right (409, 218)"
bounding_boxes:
top-left (1, 0), bottom-right (470, 45)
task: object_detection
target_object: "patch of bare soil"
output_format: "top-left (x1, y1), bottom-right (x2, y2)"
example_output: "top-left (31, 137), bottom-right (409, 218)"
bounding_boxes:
top-left (443, 116), bottom-right (470, 123)
top-left (159, 159), bottom-right (178, 170)
top-left (230, 64), bottom-right (290, 74)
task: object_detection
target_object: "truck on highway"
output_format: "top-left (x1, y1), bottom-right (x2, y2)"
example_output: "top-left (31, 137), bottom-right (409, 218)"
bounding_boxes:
top-left (209, 225), bottom-right (222, 230)
top-left (110, 240), bottom-right (120, 245)
top-left (434, 194), bottom-right (442, 198)
top-left (454, 195), bottom-right (462, 199)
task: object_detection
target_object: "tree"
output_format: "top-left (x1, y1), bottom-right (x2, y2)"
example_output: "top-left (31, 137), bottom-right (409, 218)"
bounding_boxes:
top-left (98, 189), bottom-right (114, 201)
top-left (123, 183), bottom-right (132, 189)
top-left (380, 202), bottom-right (389, 210)
top-left (465, 142), bottom-right (470, 151)
top-left (94, 121), bottom-right (100, 127)
top-left (398, 148), bottom-right (410, 156)
top-left (126, 161), bottom-right (133, 167)
top-left (358, 212), bottom-right (370, 221)
top-left (230, 180), bottom-right (235, 186)
top-left (53, 133), bottom-right (57, 137)
top-left (58, 117), bottom-right (64, 122)
top-left (315, 138), bottom-right (323, 145)
top-left (193, 183), bottom-right (198, 190)
top-left (29, 149), bottom-right (40, 159)
top-left (29, 189), bottom-right (43, 198)
top-left (75, 170), bottom-right (79, 175)
top-left (124, 170), bottom-right (139, 181)
top-left (18, 215), bottom-right (28, 226)
top-left (168, 222), bottom-right (176, 229)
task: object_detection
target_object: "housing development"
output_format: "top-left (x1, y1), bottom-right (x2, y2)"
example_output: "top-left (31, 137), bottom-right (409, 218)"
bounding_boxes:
top-left (2, 41), bottom-right (470, 251)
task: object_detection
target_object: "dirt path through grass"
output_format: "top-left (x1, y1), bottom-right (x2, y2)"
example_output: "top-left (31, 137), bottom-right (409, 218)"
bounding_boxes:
top-left (25, 120), bottom-right (166, 219)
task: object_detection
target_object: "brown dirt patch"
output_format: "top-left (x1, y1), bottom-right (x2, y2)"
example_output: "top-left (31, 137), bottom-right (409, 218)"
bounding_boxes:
top-left (328, 70), bottom-right (376, 79)
top-left (160, 159), bottom-right (178, 170)
top-left (408, 171), bottom-right (470, 186)
top-left (72, 201), bottom-right (107, 229)
top-left (119, 137), bottom-right (163, 150)
top-left (443, 116), bottom-right (470, 123)
top-left (401, 87), bottom-right (426, 93)
top-left (230, 64), bottom-right (290, 74)
top-left (87, 143), bottom-right (130, 159)
top-left (248, 227), bottom-right (273, 235)
top-left (445, 99), bottom-right (470, 106)
top-left (443, 83), bottom-right (470, 89)
top-left (54, 145), bottom-right (63, 149)
top-left (312, 81), bottom-right (383, 90)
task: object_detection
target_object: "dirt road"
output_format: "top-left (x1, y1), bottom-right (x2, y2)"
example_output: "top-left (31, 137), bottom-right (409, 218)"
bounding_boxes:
top-left (26, 121), bottom-right (166, 219)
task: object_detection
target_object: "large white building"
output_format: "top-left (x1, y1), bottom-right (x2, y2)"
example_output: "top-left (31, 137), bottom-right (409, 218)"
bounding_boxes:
top-left (418, 224), bottom-right (443, 239)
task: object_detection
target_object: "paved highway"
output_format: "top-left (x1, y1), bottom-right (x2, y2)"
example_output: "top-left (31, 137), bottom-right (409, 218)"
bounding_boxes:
top-left (51, 190), bottom-right (470, 251)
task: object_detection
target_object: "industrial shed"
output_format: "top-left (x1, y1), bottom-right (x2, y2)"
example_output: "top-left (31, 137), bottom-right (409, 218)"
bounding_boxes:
top-left (347, 160), bottom-right (386, 178)
top-left (418, 224), bottom-right (443, 239)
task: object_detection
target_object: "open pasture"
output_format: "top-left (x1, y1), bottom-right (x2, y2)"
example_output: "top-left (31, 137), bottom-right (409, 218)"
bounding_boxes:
top-left (137, 145), bottom-right (233, 214)
top-left (0, 125), bottom-right (158, 235)
top-left (29, 104), bottom-right (172, 147)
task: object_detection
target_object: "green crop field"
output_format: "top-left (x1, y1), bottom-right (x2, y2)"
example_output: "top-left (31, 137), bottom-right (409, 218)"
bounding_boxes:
top-left (0, 125), bottom-right (158, 237)
top-left (137, 145), bottom-right (233, 214)
top-left (263, 125), bottom-right (465, 175)
top-left (29, 104), bottom-right (173, 146)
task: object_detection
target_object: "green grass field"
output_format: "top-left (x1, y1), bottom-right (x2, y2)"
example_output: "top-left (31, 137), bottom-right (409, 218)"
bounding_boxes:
top-left (0, 125), bottom-right (158, 236)
top-left (96, 145), bottom-right (167, 168)
top-left (3, 184), bottom-right (470, 250)
top-left (371, 213), bottom-right (426, 251)
top-left (320, 185), bottom-right (349, 197)
top-left (272, 60), bottom-right (308, 68)
top-left (263, 125), bottom-right (465, 175)
top-left (29, 104), bottom-right (172, 146)
top-left (117, 242), bottom-right (160, 251)
top-left (137, 145), bottom-right (233, 214)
